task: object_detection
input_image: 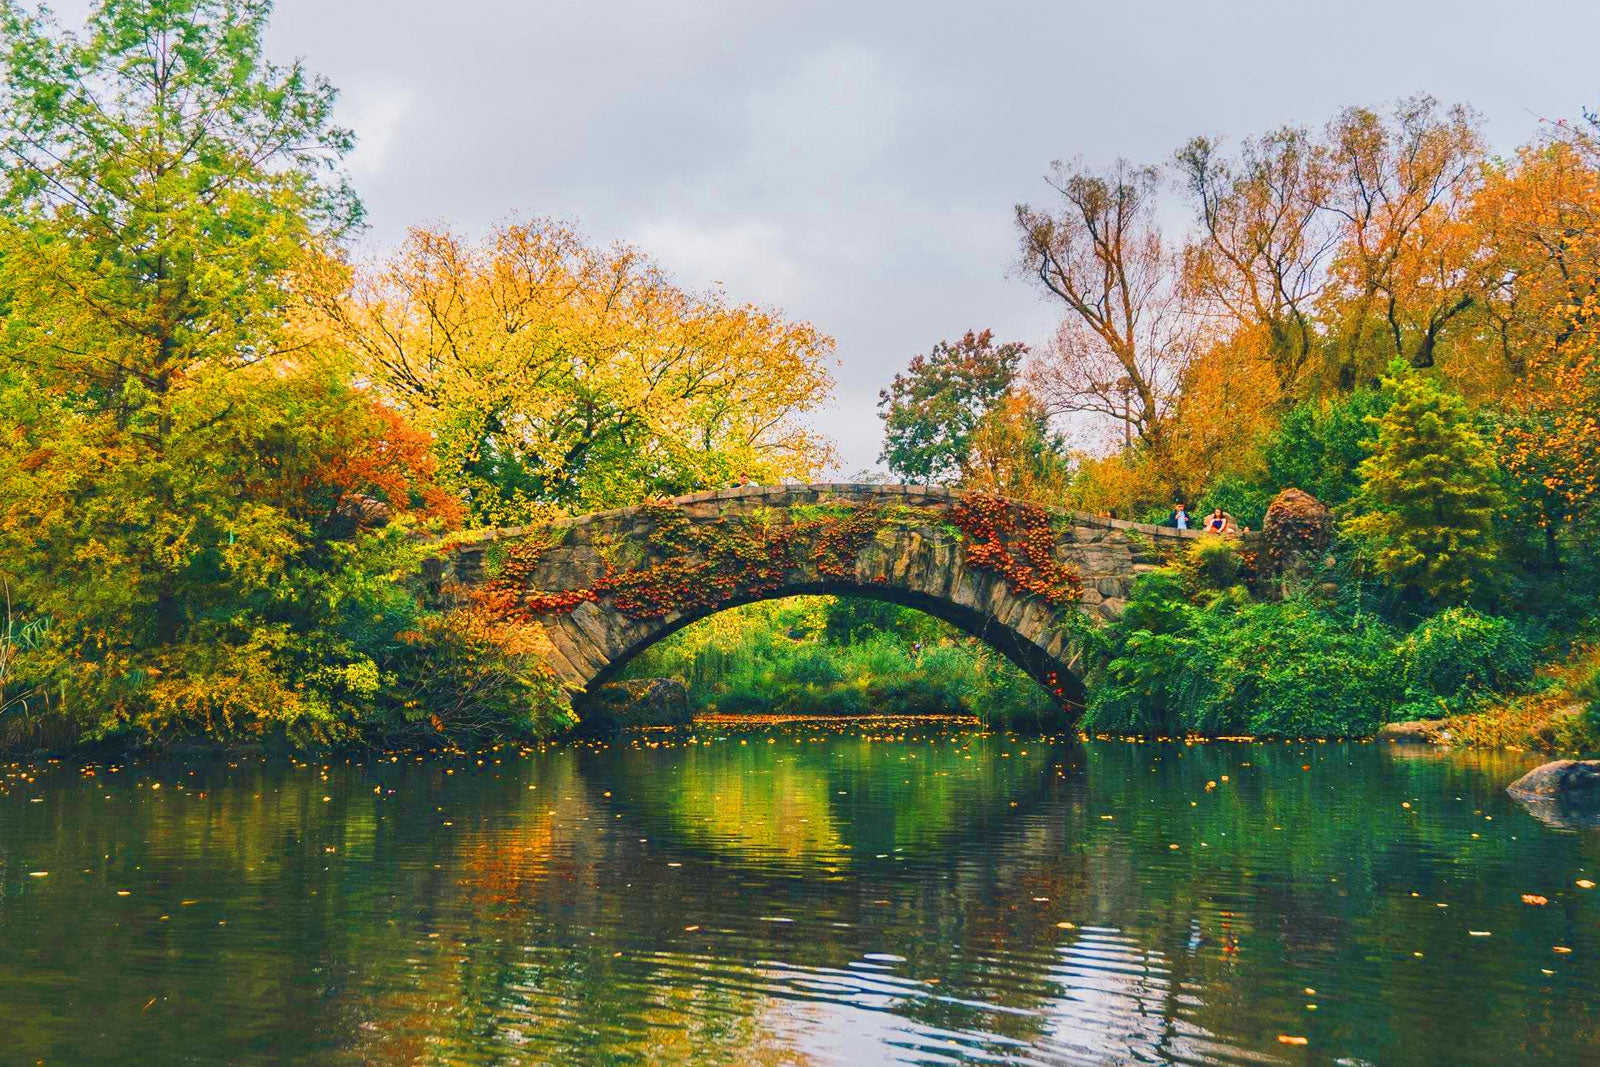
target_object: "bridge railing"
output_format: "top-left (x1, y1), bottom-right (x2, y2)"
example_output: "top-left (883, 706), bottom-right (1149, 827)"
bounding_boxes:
top-left (446, 482), bottom-right (1255, 547)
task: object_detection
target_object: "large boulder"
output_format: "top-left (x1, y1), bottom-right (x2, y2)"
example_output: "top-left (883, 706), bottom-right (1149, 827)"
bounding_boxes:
top-left (1506, 759), bottom-right (1600, 802)
top-left (1263, 488), bottom-right (1332, 578)
top-left (1507, 759), bottom-right (1600, 829)
top-left (577, 678), bottom-right (691, 735)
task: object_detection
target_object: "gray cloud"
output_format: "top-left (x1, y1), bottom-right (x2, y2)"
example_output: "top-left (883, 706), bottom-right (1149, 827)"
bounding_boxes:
top-left (257, 1), bottom-right (1600, 469)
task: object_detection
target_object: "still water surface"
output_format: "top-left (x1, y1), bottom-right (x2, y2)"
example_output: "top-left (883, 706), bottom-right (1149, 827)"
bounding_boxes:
top-left (2, 719), bottom-right (1598, 1066)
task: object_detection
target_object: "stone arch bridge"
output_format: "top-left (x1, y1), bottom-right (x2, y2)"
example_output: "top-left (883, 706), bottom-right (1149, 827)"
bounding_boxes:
top-left (437, 483), bottom-right (1226, 711)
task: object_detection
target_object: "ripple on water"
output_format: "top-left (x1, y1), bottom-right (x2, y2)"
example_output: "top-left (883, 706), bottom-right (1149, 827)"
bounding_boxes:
top-left (0, 726), bottom-right (1595, 1066)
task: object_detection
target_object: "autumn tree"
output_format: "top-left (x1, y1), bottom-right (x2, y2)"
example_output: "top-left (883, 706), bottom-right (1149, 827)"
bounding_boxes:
top-left (1316, 97), bottom-right (1486, 386)
top-left (958, 389), bottom-right (1072, 502)
top-left (1164, 331), bottom-right (1281, 498)
top-left (876, 329), bottom-right (1027, 483)
top-left (1176, 127), bottom-right (1338, 399)
top-left (1478, 126), bottom-right (1600, 561)
top-left (1344, 363), bottom-right (1504, 604)
top-left (1015, 160), bottom-right (1197, 495)
top-left (313, 221), bottom-right (837, 521)
top-left (0, 1), bottom-right (523, 746)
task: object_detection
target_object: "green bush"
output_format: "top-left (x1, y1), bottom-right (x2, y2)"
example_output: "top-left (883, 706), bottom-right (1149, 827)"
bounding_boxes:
top-left (1191, 600), bottom-right (1401, 737)
top-left (1184, 538), bottom-right (1242, 592)
top-left (1081, 569), bottom-right (1203, 736)
top-left (1395, 608), bottom-right (1535, 719)
top-left (1083, 569), bottom-right (1401, 738)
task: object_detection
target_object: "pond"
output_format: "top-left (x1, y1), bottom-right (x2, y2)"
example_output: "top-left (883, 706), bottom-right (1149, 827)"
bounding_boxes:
top-left (2, 719), bottom-right (1597, 1066)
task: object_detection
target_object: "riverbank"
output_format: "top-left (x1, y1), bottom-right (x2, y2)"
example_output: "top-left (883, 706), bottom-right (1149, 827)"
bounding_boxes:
top-left (1379, 644), bottom-right (1600, 755)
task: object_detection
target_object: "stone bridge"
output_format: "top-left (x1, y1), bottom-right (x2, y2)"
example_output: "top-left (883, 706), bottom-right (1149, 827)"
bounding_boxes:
top-left (439, 483), bottom-right (1227, 710)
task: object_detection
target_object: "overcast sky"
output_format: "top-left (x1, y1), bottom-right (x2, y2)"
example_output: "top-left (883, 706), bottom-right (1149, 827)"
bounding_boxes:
top-left (247, 0), bottom-right (1599, 473)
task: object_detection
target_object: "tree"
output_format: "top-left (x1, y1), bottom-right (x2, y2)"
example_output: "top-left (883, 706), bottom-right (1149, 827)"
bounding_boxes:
top-left (957, 389), bottom-right (1072, 502)
top-left (1164, 330), bottom-right (1282, 500)
top-left (1176, 126), bottom-right (1337, 398)
top-left (1317, 97), bottom-right (1486, 385)
top-left (876, 329), bottom-right (1026, 483)
top-left (1470, 126), bottom-right (1600, 562)
top-left (0, 1), bottom-right (495, 745)
top-left (1344, 363), bottom-right (1504, 604)
top-left (1015, 160), bottom-right (1197, 493)
top-left (313, 221), bottom-right (836, 520)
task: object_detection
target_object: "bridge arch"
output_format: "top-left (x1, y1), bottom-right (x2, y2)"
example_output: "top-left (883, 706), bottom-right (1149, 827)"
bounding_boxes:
top-left (442, 484), bottom-right (1209, 713)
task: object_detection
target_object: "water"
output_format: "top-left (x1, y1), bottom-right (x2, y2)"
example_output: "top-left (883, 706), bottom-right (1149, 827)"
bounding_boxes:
top-left (2, 719), bottom-right (1597, 1067)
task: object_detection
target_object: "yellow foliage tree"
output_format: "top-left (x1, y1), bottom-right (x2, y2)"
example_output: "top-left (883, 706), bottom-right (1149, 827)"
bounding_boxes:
top-left (309, 220), bottom-right (838, 522)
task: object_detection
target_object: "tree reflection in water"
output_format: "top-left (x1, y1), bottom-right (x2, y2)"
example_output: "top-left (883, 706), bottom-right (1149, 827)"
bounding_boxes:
top-left (1, 723), bottom-right (1597, 1066)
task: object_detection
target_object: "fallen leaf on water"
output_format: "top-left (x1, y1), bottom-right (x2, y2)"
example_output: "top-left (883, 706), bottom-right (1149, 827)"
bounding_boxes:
top-left (1577, 879), bottom-right (1595, 889)
top-left (1468, 930), bottom-right (1492, 937)
top-left (1522, 894), bottom-right (1549, 906)
top-left (1553, 946), bottom-right (1572, 954)
top-left (1277, 1035), bottom-right (1308, 1046)
top-left (28, 871), bottom-right (47, 878)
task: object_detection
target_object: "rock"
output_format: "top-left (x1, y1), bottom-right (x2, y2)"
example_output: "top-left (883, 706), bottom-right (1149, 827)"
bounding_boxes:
top-left (577, 678), bottom-right (691, 735)
top-left (1506, 759), bottom-right (1600, 801)
top-left (1263, 489), bottom-right (1332, 577)
top-left (1378, 720), bottom-right (1446, 744)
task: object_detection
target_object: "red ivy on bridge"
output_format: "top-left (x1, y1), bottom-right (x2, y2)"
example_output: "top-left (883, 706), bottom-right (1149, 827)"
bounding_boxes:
top-left (488, 495), bottom-right (1083, 624)
top-left (950, 495), bottom-right (1083, 607)
top-left (490, 502), bottom-right (891, 623)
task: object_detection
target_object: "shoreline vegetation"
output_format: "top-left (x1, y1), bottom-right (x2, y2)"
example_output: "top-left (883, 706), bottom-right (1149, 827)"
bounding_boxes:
top-left (0, 3), bottom-right (1596, 760)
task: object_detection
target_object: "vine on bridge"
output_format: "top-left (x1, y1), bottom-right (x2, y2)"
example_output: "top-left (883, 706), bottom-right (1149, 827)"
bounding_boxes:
top-left (949, 495), bottom-right (1083, 607)
top-left (488, 501), bottom-right (892, 623)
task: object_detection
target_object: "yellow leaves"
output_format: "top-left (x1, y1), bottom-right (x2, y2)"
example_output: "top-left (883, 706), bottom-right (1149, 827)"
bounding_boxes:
top-left (317, 219), bottom-right (836, 517)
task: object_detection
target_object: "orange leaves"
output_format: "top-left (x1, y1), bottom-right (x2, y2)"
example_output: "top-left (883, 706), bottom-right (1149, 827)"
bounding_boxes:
top-left (487, 502), bottom-right (892, 626)
top-left (951, 495), bottom-right (1083, 608)
top-left (317, 401), bottom-right (464, 529)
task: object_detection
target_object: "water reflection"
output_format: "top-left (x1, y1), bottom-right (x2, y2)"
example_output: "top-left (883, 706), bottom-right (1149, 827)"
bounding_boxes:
top-left (1, 724), bottom-right (1597, 1066)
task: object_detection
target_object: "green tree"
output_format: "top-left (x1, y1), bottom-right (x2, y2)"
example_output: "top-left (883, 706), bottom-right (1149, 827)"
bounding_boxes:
top-left (0, 1), bottom-right (551, 747)
top-left (1344, 363), bottom-right (1504, 604)
top-left (877, 330), bottom-right (1026, 482)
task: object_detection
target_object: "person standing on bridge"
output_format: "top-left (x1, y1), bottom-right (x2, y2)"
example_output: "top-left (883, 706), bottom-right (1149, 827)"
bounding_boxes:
top-left (1172, 503), bottom-right (1189, 530)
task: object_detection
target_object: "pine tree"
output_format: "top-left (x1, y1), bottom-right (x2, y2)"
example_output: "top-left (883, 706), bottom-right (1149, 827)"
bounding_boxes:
top-left (1344, 362), bottom-right (1504, 604)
